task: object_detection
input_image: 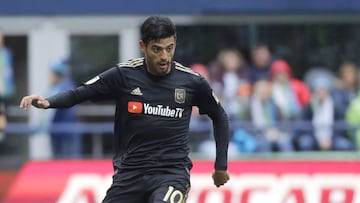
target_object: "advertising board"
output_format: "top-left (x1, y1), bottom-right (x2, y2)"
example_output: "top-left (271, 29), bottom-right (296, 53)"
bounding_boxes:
top-left (3, 160), bottom-right (360, 203)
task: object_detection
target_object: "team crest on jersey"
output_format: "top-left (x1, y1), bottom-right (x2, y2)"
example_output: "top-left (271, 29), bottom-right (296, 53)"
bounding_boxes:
top-left (174, 88), bottom-right (186, 104)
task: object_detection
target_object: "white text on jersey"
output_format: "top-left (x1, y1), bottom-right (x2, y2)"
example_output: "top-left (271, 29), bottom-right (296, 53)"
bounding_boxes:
top-left (144, 103), bottom-right (184, 118)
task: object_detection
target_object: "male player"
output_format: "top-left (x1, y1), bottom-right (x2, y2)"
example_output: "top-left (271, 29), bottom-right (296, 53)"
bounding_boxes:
top-left (20, 16), bottom-right (230, 203)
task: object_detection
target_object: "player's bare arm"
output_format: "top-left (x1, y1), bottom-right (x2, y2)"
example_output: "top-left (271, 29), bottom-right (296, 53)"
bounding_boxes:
top-left (20, 94), bottom-right (50, 109)
top-left (212, 169), bottom-right (230, 187)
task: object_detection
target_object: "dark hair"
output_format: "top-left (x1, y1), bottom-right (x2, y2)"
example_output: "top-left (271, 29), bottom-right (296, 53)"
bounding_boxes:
top-left (140, 16), bottom-right (176, 45)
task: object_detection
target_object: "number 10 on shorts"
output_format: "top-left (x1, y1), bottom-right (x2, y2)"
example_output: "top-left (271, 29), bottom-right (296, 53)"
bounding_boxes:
top-left (162, 185), bottom-right (184, 203)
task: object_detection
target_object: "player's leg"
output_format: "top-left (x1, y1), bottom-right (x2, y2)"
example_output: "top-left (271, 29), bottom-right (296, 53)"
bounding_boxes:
top-left (102, 185), bottom-right (147, 203)
top-left (147, 172), bottom-right (191, 203)
top-left (102, 170), bottom-right (147, 203)
top-left (150, 184), bottom-right (190, 203)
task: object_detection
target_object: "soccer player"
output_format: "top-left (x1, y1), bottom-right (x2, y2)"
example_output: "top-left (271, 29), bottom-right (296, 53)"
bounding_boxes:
top-left (20, 16), bottom-right (230, 203)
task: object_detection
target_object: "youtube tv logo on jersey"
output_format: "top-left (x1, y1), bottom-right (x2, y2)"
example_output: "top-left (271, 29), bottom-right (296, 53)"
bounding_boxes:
top-left (128, 101), bottom-right (143, 113)
top-left (128, 101), bottom-right (185, 118)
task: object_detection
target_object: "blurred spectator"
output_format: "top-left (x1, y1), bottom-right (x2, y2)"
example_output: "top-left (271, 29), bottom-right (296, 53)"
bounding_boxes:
top-left (0, 102), bottom-right (6, 140)
top-left (296, 77), bottom-right (353, 151)
top-left (250, 80), bottom-right (294, 152)
top-left (332, 62), bottom-right (359, 120)
top-left (248, 44), bottom-right (274, 84)
top-left (231, 128), bottom-right (257, 153)
top-left (45, 60), bottom-right (82, 158)
top-left (191, 63), bottom-right (239, 157)
top-left (191, 63), bottom-right (210, 81)
top-left (190, 63), bottom-right (211, 124)
top-left (345, 90), bottom-right (360, 151)
top-left (210, 48), bottom-right (251, 120)
top-left (0, 32), bottom-right (15, 141)
top-left (0, 102), bottom-right (10, 154)
top-left (189, 64), bottom-right (212, 150)
top-left (0, 32), bottom-right (15, 100)
top-left (304, 67), bottom-right (336, 91)
top-left (190, 63), bottom-right (211, 123)
top-left (270, 59), bottom-right (311, 121)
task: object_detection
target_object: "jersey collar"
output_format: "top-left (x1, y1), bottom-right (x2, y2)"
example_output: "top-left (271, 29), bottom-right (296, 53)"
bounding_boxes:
top-left (144, 60), bottom-right (175, 80)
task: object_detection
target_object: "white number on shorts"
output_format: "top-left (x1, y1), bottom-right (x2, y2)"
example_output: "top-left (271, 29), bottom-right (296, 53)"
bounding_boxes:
top-left (162, 185), bottom-right (184, 203)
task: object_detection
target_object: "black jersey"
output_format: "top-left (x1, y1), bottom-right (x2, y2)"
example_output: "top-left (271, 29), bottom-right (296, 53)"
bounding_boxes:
top-left (47, 58), bottom-right (229, 171)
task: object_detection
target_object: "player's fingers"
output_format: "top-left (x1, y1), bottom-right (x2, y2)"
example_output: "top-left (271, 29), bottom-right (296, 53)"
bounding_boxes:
top-left (19, 98), bottom-right (25, 108)
top-left (217, 177), bottom-right (229, 184)
top-left (20, 95), bottom-right (43, 109)
top-left (215, 181), bottom-right (226, 187)
top-left (32, 99), bottom-right (42, 108)
top-left (35, 99), bottom-right (49, 108)
top-left (20, 97), bottom-right (31, 109)
top-left (36, 100), bottom-right (46, 108)
top-left (213, 175), bottom-right (230, 187)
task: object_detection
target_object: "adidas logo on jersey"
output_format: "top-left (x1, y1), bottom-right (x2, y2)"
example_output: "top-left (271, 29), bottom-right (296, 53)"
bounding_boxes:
top-left (131, 87), bottom-right (143, 96)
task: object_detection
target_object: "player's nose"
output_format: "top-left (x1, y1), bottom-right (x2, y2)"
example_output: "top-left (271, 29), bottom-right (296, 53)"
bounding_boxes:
top-left (159, 49), bottom-right (170, 59)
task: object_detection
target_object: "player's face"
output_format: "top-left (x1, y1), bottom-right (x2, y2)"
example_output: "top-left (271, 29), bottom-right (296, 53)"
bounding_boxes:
top-left (140, 36), bottom-right (176, 76)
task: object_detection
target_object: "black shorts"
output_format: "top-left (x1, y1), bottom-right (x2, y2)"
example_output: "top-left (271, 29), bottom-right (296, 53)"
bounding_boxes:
top-left (102, 168), bottom-right (191, 203)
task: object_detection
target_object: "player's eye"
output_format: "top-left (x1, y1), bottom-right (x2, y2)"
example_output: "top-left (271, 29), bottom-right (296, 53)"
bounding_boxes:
top-left (152, 46), bottom-right (162, 53)
top-left (166, 46), bottom-right (173, 52)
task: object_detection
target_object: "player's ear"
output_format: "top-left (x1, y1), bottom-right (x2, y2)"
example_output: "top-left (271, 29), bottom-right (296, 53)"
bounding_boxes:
top-left (139, 40), bottom-right (146, 53)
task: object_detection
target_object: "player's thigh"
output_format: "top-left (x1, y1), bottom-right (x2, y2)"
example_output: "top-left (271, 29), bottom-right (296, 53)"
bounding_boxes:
top-left (149, 175), bottom-right (190, 203)
top-left (102, 185), bottom-right (147, 203)
top-left (102, 170), bottom-right (147, 203)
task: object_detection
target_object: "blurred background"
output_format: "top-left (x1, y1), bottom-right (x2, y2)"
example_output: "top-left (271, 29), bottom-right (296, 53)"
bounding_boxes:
top-left (1, 0), bottom-right (360, 202)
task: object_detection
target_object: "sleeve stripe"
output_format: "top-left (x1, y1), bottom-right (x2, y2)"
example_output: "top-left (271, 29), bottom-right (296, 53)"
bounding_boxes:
top-left (174, 62), bottom-right (199, 76)
top-left (117, 58), bottom-right (144, 68)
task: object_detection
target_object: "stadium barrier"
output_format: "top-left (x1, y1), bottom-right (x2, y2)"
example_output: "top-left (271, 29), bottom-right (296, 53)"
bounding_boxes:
top-left (5, 120), bottom-right (357, 135)
top-left (3, 119), bottom-right (358, 158)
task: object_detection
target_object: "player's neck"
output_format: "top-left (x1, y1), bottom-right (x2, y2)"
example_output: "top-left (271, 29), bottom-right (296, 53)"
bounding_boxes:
top-left (145, 60), bottom-right (172, 77)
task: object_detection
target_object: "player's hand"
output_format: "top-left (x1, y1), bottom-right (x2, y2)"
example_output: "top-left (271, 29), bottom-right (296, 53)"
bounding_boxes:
top-left (20, 94), bottom-right (50, 109)
top-left (212, 170), bottom-right (230, 187)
